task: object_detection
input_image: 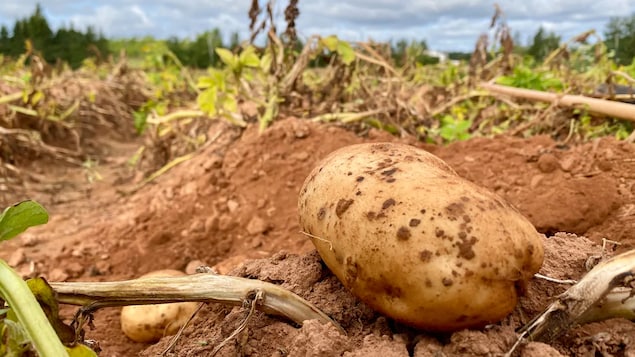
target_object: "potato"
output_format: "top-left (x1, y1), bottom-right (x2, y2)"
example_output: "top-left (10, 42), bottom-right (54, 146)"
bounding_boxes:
top-left (120, 269), bottom-right (199, 343)
top-left (298, 142), bottom-right (544, 331)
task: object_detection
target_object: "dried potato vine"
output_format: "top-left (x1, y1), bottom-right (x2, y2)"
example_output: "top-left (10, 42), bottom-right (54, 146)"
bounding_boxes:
top-left (507, 249), bottom-right (635, 355)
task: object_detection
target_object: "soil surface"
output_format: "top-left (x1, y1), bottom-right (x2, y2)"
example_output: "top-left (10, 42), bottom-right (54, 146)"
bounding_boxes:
top-left (1, 117), bottom-right (634, 356)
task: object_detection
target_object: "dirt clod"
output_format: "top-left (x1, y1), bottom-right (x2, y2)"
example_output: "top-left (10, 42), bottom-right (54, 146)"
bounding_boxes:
top-left (521, 342), bottom-right (565, 357)
top-left (537, 153), bottom-right (560, 173)
top-left (246, 216), bottom-right (269, 235)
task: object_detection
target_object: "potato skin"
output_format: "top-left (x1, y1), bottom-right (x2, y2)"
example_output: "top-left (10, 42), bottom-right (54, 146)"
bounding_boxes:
top-left (120, 269), bottom-right (199, 343)
top-left (298, 142), bottom-right (544, 331)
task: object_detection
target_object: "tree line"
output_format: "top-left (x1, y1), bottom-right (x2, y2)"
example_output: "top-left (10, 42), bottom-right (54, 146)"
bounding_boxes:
top-left (0, 5), bottom-right (109, 69)
top-left (1, 4), bottom-right (634, 69)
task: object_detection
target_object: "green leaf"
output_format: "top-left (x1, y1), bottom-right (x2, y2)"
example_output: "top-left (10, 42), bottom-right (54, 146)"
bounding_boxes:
top-left (132, 110), bottom-right (148, 134)
top-left (67, 344), bottom-right (98, 357)
top-left (336, 41), bottom-right (356, 65)
top-left (197, 74), bottom-right (217, 89)
top-left (215, 48), bottom-right (237, 69)
top-left (439, 115), bottom-right (472, 142)
top-left (27, 278), bottom-right (76, 344)
top-left (259, 93), bottom-right (279, 132)
top-left (31, 91), bottom-right (44, 106)
top-left (220, 94), bottom-right (238, 114)
top-left (0, 201), bottom-right (48, 241)
top-left (2, 319), bottom-right (32, 356)
top-left (198, 68), bottom-right (226, 90)
top-left (260, 51), bottom-right (273, 72)
top-left (496, 76), bottom-right (514, 86)
top-left (239, 46), bottom-right (261, 68)
top-left (321, 35), bottom-right (339, 52)
top-left (197, 88), bottom-right (218, 116)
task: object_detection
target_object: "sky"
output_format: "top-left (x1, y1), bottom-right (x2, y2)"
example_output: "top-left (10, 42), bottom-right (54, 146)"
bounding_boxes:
top-left (0, 1), bottom-right (633, 52)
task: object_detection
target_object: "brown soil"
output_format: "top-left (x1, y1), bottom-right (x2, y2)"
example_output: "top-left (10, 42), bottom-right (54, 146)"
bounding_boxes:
top-left (1, 117), bottom-right (634, 356)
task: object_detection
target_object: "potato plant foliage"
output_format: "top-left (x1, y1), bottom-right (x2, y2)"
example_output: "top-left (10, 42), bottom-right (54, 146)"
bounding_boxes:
top-left (0, 201), bottom-right (97, 356)
top-left (1, 5), bottom-right (634, 175)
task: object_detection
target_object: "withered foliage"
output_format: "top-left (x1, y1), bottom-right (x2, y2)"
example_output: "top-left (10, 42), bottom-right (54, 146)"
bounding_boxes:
top-left (469, 4), bottom-right (514, 82)
top-left (283, 0), bottom-right (300, 45)
top-left (0, 53), bottom-right (149, 167)
top-left (1, 2), bottom-right (631, 196)
top-left (248, 0), bottom-right (261, 33)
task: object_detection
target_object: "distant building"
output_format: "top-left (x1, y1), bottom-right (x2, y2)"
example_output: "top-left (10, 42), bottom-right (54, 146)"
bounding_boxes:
top-left (424, 50), bottom-right (448, 62)
top-left (424, 50), bottom-right (461, 65)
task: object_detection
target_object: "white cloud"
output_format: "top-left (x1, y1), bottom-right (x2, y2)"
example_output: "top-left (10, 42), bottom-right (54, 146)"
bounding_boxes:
top-left (130, 5), bottom-right (152, 27)
top-left (0, 0), bottom-right (633, 51)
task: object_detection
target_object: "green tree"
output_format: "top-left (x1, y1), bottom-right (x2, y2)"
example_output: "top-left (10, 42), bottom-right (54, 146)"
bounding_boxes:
top-left (10, 20), bottom-right (27, 56)
top-left (392, 39), bottom-right (408, 66)
top-left (229, 31), bottom-right (241, 50)
top-left (605, 14), bottom-right (635, 65)
top-left (25, 4), bottom-right (53, 53)
top-left (194, 29), bottom-right (224, 67)
top-left (4, 4), bottom-right (54, 56)
top-left (48, 27), bottom-right (86, 68)
top-left (0, 26), bottom-right (9, 54)
top-left (408, 40), bottom-right (433, 64)
top-left (168, 29), bottom-right (226, 68)
top-left (391, 39), bottom-right (432, 66)
top-left (448, 52), bottom-right (472, 61)
top-left (527, 27), bottom-right (561, 61)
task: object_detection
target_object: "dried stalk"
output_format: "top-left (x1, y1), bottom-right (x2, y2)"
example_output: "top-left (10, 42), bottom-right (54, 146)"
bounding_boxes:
top-left (519, 249), bottom-right (635, 343)
top-left (49, 273), bottom-right (344, 333)
top-left (280, 35), bottom-right (319, 93)
top-left (429, 91), bottom-right (490, 117)
top-left (481, 82), bottom-right (635, 122)
top-left (578, 287), bottom-right (635, 323)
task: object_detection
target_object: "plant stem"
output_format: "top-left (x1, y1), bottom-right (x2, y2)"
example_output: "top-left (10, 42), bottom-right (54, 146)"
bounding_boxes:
top-left (481, 82), bottom-right (635, 122)
top-left (146, 110), bottom-right (206, 125)
top-left (50, 273), bottom-right (344, 334)
top-left (0, 260), bottom-right (68, 357)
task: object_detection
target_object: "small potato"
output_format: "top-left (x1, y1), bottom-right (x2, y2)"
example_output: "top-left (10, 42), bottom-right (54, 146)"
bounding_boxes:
top-left (298, 142), bottom-right (544, 331)
top-left (120, 269), bottom-right (199, 343)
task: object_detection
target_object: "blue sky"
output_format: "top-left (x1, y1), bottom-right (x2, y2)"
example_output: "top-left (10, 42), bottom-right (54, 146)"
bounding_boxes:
top-left (0, 1), bottom-right (633, 51)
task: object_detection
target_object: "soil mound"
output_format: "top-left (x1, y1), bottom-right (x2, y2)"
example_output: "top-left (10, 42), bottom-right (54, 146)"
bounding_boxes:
top-left (140, 234), bottom-right (634, 357)
top-left (1, 117), bottom-right (633, 355)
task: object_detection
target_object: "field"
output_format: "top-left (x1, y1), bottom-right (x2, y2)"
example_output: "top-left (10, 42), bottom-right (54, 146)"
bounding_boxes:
top-left (1, 9), bottom-right (635, 356)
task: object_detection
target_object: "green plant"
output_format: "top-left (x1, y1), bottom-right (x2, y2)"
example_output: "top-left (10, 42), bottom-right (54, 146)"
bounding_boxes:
top-left (439, 114), bottom-right (472, 142)
top-left (196, 45), bottom-right (267, 127)
top-left (319, 35), bottom-right (355, 65)
top-left (132, 43), bottom-right (198, 135)
top-left (497, 65), bottom-right (563, 91)
top-left (0, 201), bottom-right (96, 356)
top-left (0, 201), bottom-right (66, 356)
top-left (576, 108), bottom-right (634, 140)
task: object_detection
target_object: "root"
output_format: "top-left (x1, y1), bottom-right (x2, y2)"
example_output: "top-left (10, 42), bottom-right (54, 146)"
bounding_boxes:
top-left (161, 303), bottom-right (205, 355)
top-left (533, 273), bottom-right (577, 285)
top-left (299, 230), bottom-right (333, 251)
top-left (211, 290), bottom-right (263, 356)
top-left (585, 238), bottom-right (621, 271)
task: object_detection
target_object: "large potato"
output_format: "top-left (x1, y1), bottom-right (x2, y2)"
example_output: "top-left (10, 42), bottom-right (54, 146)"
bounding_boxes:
top-left (298, 142), bottom-right (544, 331)
top-left (120, 269), bottom-right (199, 343)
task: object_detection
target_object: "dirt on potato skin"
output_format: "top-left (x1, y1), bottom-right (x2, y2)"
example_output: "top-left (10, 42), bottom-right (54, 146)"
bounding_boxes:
top-left (0, 117), bottom-right (634, 356)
